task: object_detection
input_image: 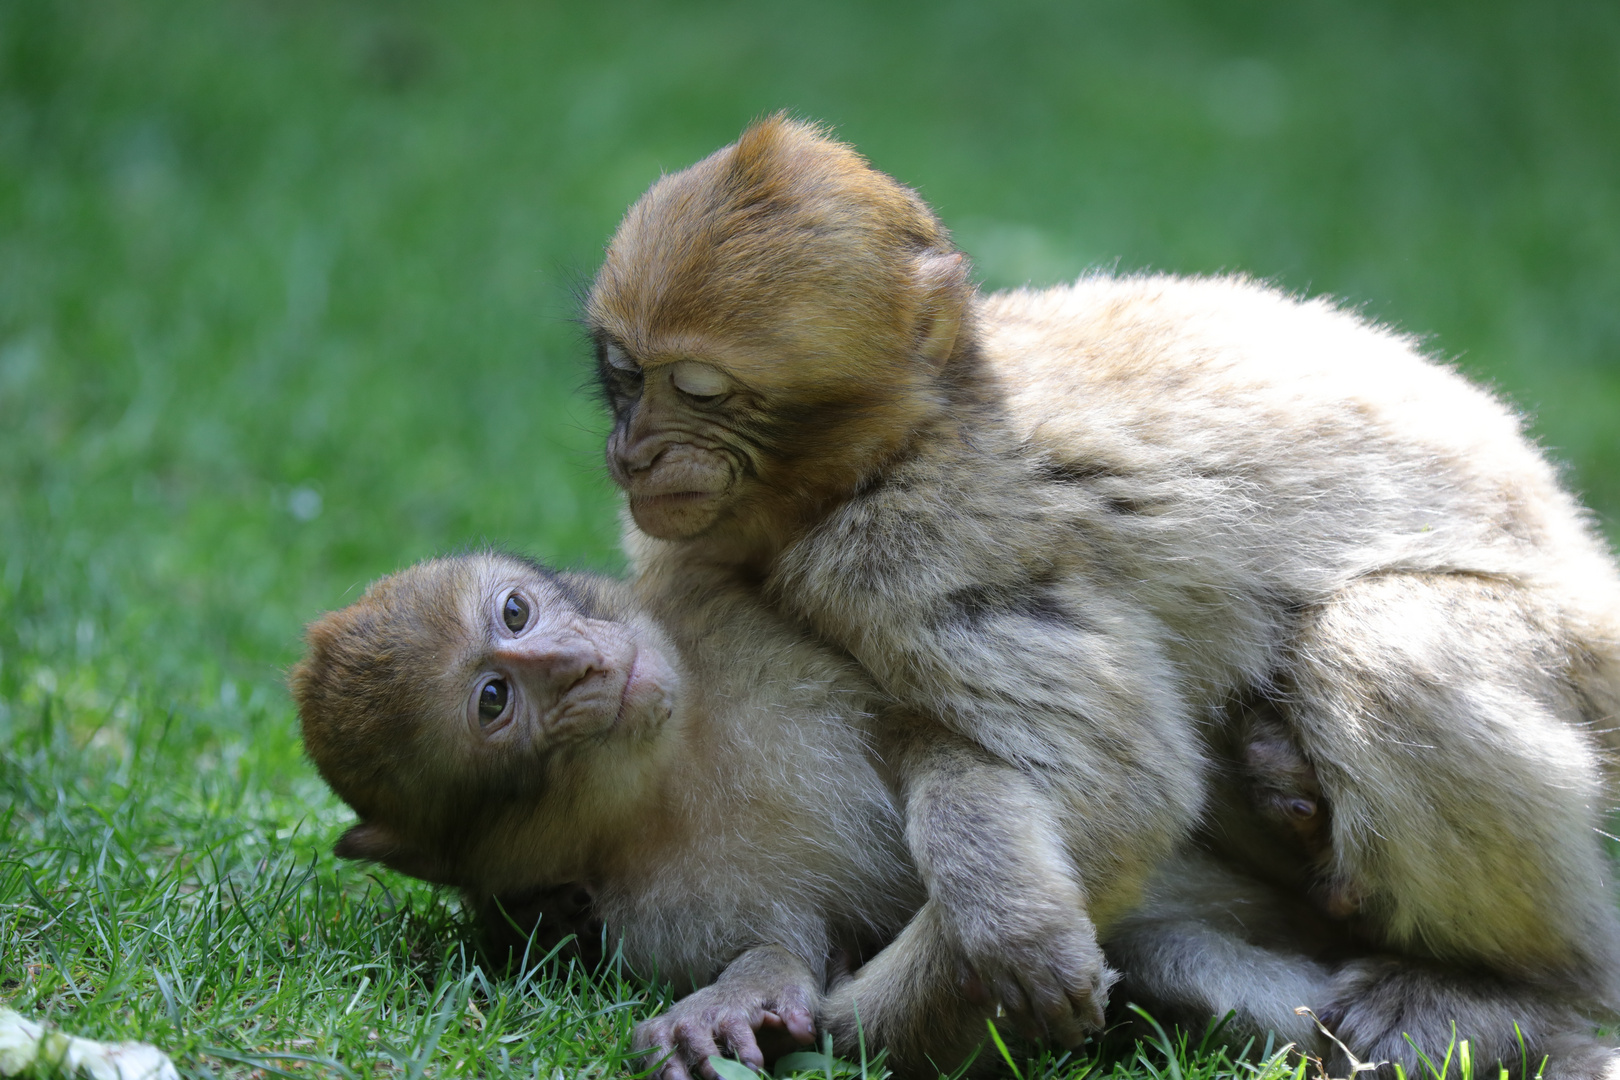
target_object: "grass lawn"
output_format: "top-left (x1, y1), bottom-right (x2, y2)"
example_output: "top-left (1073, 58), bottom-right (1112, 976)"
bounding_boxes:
top-left (3, 1), bottom-right (1617, 1076)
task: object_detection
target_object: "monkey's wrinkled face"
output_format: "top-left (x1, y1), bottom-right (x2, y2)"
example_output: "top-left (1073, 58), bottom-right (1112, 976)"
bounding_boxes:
top-left (597, 340), bottom-right (752, 540)
top-left (451, 561), bottom-right (680, 757)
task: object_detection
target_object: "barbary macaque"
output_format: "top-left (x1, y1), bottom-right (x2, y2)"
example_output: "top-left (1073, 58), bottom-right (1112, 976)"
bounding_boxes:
top-left (1228, 700), bottom-right (1359, 919)
top-left (586, 116), bottom-right (1620, 1073)
top-left (292, 551), bottom-right (1620, 1080)
top-left (291, 551), bottom-right (926, 1079)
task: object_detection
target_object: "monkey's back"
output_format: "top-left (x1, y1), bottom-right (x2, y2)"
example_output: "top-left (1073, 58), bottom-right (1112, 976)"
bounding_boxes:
top-left (979, 274), bottom-right (1620, 689)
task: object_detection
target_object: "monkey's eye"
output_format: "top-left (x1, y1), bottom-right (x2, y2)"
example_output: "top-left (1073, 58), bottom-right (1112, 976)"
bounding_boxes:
top-left (599, 342), bottom-right (644, 397)
top-left (603, 342), bottom-right (636, 371)
top-left (669, 360), bottom-right (731, 402)
top-left (1283, 797), bottom-right (1317, 820)
top-left (502, 593), bottom-right (530, 633)
top-left (477, 678), bottom-right (510, 727)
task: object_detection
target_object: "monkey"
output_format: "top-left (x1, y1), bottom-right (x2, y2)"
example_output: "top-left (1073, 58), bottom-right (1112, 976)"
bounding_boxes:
top-left (293, 551), bottom-right (1620, 1079)
top-left (1223, 699), bottom-right (1359, 919)
top-left (291, 550), bottom-right (927, 1080)
top-left (1236, 707), bottom-right (1326, 855)
top-left (584, 115), bottom-right (1620, 1075)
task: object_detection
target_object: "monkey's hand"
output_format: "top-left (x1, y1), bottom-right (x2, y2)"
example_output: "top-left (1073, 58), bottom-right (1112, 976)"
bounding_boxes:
top-left (896, 721), bottom-right (1116, 1047)
top-left (633, 944), bottom-right (818, 1080)
top-left (946, 887), bottom-right (1112, 1047)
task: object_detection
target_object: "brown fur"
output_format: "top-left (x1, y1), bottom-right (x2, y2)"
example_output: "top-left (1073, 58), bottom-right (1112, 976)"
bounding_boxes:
top-left (588, 116), bottom-right (1620, 1077)
top-left (294, 551), bottom-right (1620, 1080)
top-left (292, 552), bottom-right (924, 1080)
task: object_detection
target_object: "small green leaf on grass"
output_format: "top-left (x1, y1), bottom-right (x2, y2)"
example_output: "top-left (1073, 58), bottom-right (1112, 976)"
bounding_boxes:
top-left (710, 1054), bottom-right (763, 1080)
top-left (774, 1050), bottom-right (834, 1075)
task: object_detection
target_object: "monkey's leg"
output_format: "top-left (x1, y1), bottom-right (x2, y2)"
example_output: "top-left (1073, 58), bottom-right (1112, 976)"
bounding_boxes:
top-left (1102, 853), bottom-right (1618, 1080)
top-left (633, 945), bottom-right (818, 1080)
top-left (1285, 574), bottom-right (1620, 1008)
top-left (1100, 849), bottom-right (1336, 1058)
top-left (775, 498), bottom-right (1206, 1045)
top-left (1324, 958), bottom-right (1619, 1080)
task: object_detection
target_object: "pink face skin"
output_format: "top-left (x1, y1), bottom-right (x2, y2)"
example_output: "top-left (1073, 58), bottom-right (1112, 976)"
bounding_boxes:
top-left (460, 564), bottom-right (678, 755)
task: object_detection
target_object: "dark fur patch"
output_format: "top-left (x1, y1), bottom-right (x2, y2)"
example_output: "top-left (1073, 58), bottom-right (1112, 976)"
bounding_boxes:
top-left (945, 581), bottom-right (1074, 630)
top-left (1034, 459), bottom-right (1121, 486)
top-left (1034, 459), bottom-right (1144, 513)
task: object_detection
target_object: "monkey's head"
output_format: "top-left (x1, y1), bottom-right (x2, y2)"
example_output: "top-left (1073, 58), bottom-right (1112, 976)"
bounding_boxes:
top-left (587, 114), bottom-right (974, 548)
top-left (290, 552), bottom-right (681, 887)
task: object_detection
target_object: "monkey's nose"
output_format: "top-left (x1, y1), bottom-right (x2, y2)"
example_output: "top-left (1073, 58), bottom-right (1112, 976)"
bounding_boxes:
top-left (495, 638), bottom-right (601, 695)
top-left (619, 440), bottom-right (667, 474)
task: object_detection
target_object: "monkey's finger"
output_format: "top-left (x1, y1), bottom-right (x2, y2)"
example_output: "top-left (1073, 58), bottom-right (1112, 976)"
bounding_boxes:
top-left (754, 1010), bottom-right (812, 1061)
top-left (1004, 967), bottom-right (1081, 1046)
top-left (657, 1053), bottom-right (695, 1080)
top-left (1029, 965), bottom-right (1096, 1047)
top-left (639, 1041), bottom-right (692, 1080)
top-left (716, 1013), bottom-right (766, 1072)
top-left (1069, 978), bottom-right (1106, 1032)
top-left (987, 969), bottom-right (1035, 1024)
top-left (674, 1022), bottom-right (725, 1080)
top-left (768, 984), bottom-right (818, 1043)
top-left (1037, 963), bottom-right (1103, 1047)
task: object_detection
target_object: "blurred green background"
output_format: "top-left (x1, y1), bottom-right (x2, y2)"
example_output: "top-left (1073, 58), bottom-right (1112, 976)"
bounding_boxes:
top-left (1, 1), bottom-right (1618, 1068)
top-left (4, 0), bottom-right (1618, 716)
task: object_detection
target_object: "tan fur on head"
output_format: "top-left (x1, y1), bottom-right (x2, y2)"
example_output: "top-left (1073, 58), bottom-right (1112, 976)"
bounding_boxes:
top-left (590, 114), bottom-right (964, 391)
top-left (290, 557), bottom-right (477, 826)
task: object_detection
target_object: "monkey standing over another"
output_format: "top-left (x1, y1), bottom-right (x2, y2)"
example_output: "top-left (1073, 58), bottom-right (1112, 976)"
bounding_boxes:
top-left (291, 550), bottom-right (1620, 1080)
top-left (587, 116), bottom-right (1620, 1077)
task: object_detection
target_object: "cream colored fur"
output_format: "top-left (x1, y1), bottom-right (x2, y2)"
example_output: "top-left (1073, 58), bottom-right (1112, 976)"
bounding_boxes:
top-left (624, 270), bottom-right (1620, 1076)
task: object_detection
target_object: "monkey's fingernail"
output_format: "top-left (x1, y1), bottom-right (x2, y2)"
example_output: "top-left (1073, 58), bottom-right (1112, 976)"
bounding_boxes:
top-left (786, 1009), bottom-right (815, 1041)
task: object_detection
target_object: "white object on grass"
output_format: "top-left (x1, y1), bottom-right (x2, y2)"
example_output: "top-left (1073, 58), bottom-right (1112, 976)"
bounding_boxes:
top-left (0, 1008), bottom-right (179, 1080)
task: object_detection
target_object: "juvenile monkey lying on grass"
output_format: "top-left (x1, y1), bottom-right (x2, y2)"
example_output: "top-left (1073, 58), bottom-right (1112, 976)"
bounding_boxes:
top-left (293, 551), bottom-right (1620, 1080)
top-left (589, 116), bottom-right (1620, 1074)
top-left (292, 550), bottom-right (921, 1078)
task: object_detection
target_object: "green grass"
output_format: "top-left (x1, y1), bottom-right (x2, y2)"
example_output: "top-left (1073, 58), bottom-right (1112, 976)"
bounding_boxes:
top-left (2, 0), bottom-right (1616, 1075)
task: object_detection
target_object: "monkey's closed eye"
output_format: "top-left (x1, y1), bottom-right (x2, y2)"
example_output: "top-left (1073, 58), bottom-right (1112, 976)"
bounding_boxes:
top-left (478, 678), bottom-right (511, 727)
top-left (669, 360), bottom-right (731, 402)
top-left (503, 593), bottom-right (530, 633)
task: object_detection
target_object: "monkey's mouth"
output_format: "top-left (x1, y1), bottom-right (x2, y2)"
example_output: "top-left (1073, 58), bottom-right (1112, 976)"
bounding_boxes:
top-left (626, 489), bottom-right (729, 541)
top-left (631, 491), bottom-right (720, 509)
top-left (614, 640), bottom-right (677, 733)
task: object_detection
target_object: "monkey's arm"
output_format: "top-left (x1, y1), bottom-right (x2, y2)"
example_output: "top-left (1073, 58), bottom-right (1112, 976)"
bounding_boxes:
top-left (768, 456), bottom-right (1205, 885)
top-left (767, 470), bottom-right (1204, 1040)
top-left (879, 715), bottom-right (1116, 1047)
top-left (633, 944), bottom-right (818, 1080)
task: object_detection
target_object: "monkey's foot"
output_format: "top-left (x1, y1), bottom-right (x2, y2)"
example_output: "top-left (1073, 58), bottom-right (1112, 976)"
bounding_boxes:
top-left (1321, 958), bottom-right (1614, 1080)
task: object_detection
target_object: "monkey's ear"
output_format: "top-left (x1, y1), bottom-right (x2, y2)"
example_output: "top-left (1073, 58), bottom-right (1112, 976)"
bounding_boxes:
top-left (334, 822), bottom-right (459, 885)
top-left (913, 251), bottom-right (969, 367)
top-left (334, 821), bottom-right (402, 862)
